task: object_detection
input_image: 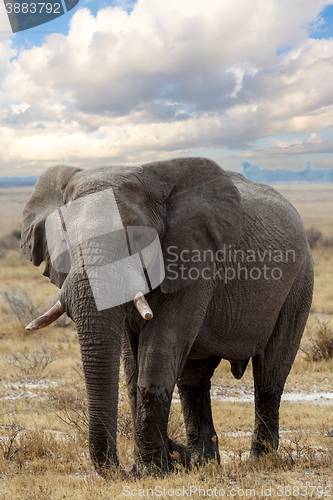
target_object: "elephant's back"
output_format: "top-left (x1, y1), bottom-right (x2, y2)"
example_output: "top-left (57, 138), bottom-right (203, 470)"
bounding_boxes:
top-left (227, 171), bottom-right (310, 256)
top-left (227, 171), bottom-right (301, 215)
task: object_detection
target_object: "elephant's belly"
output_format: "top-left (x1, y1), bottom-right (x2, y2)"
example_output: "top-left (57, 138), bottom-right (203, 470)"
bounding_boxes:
top-left (188, 260), bottom-right (299, 362)
top-left (188, 329), bottom-right (264, 361)
top-left (189, 300), bottom-right (280, 361)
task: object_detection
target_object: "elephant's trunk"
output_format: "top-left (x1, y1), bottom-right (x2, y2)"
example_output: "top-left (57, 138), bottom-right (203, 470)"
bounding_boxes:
top-left (61, 272), bottom-right (123, 474)
top-left (78, 321), bottom-right (121, 472)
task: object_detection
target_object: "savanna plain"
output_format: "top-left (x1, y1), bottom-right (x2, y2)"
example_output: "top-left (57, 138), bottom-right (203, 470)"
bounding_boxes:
top-left (0, 183), bottom-right (332, 499)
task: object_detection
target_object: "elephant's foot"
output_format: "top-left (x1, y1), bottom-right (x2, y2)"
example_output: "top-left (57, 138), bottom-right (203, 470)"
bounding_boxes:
top-left (188, 434), bottom-right (220, 466)
top-left (94, 461), bottom-right (130, 480)
top-left (133, 439), bottom-right (191, 476)
top-left (90, 448), bottom-right (120, 479)
top-left (135, 460), bottom-right (170, 476)
top-left (168, 438), bottom-right (191, 466)
top-left (250, 433), bottom-right (279, 458)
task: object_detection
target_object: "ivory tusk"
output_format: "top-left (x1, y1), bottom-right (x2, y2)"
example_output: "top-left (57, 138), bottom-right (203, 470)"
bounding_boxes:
top-left (134, 292), bottom-right (153, 320)
top-left (25, 301), bottom-right (65, 330)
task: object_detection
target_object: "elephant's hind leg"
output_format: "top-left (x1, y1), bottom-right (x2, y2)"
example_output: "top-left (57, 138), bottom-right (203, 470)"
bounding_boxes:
top-left (251, 260), bottom-right (313, 457)
top-left (177, 356), bottom-right (221, 465)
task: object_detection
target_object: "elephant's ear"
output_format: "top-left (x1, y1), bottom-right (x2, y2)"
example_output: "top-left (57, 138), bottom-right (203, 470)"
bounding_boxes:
top-left (21, 165), bottom-right (82, 288)
top-left (158, 158), bottom-right (242, 293)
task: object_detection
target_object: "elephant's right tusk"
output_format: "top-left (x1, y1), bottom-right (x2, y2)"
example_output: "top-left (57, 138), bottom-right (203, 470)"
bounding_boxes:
top-left (134, 292), bottom-right (153, 320)
top-left (25, 301), bottom-right (65, 330)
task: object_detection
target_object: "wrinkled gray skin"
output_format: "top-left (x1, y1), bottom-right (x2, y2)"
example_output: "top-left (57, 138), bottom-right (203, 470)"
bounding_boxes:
top-left (21, 158), bottom-right (313, 476)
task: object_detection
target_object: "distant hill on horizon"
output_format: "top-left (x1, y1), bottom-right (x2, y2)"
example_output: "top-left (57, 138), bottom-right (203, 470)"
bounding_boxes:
top-left (0, 175), bottom-right (39, 187)
top-left (241, 161), bottom-right (333, 184)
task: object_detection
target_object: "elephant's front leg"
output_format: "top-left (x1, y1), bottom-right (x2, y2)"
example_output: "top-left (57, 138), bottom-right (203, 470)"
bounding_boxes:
top-left (177, 356), bottom-right (221, 465)
top-left (135, 386), bottom-right (174, 471)
top-left (123, 319), bottom-right (190, 473)
top-left (134, 370), bottom-right (192, 473)
top-left (133, 285), bottom-right (214, 473)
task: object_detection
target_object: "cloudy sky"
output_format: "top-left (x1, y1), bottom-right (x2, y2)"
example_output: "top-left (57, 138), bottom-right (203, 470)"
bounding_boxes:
top-left (0, 0), bottom-right (333, 176)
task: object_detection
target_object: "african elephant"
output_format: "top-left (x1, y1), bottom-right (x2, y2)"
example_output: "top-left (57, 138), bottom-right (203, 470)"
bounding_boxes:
top-left (21, 157), bottom-right (313, 475)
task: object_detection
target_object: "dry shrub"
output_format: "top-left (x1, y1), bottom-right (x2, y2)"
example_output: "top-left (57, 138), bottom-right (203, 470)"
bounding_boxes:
top-left (51, 386), bottom-right (89, 438)
top-left (2, 286), bottom-right (42, 328)
top-left (1, 286), bottom-right (72, 333)
top-left (306, 227), bottom-right (322, 249)
top-left (118, 403), bottom-right (133, 440)
top-left (0, 423), bottom-right (84, 478)
top-left (303, 320), bottom-right (333, 361)
top-left (168, 405), bottom-right (186, 444)
top-left (0, 423), bottom-right (24, 460)
top-left (306, 227), bottom-right (333, 249)
top-left (116, 378), bottom-right (133, 440)
top-left (6, 343), bottom-right (57, 376)
top-left (51, 371), bottom-right (134, 440)
top-left (0, 425), bottom-right (57, 462)
top-left (16, 429), bottom-right (58, 462)
top-left (0, 232), bottom-right (21, 259)
top-left (279, 435), bottom-right (317, 465)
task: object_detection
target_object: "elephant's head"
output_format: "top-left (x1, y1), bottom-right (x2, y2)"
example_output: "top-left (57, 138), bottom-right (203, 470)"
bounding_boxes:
top-left (21, 157), bottom-right (242, 473)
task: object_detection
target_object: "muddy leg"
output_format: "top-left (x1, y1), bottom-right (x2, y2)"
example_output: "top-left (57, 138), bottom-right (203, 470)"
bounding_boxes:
top-left (177, 356), bottom-right (221, 464)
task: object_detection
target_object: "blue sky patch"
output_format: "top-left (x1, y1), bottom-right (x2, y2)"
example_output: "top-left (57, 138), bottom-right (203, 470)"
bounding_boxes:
top-left (309, 3), bottom-right (333, 39)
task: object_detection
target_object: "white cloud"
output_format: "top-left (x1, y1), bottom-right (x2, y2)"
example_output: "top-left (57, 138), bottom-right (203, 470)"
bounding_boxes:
top-left (232, 132), bottom-right (333, 160)
top-left (0, 0), bottom-right (332, 174)
top-left (314, 158), bottom-right (333, 169)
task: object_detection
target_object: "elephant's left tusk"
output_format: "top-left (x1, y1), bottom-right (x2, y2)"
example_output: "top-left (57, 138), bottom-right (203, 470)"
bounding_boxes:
top-left (134, 292), bottom-right (153, 320)
top-left (25, 301), bottom-right (65, 330)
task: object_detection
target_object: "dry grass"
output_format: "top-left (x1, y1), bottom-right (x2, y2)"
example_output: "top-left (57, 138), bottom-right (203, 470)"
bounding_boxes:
top-left (302, 321), bottom-right (333, 362)
top-left (274, 184), bottom-right (333, 237)
top-left (0, 186), bottom-right (332, 498)
top-left (0, 187), bottom-right (32, 238)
